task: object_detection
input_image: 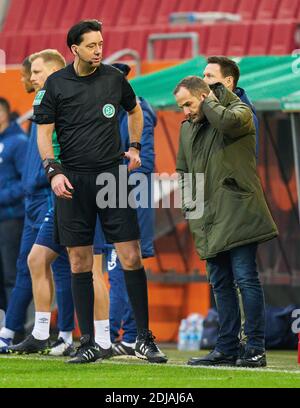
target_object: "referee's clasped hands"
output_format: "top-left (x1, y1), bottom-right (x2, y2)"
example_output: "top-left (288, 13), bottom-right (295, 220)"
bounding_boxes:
top-left (51, 174), bottom-right (74, 200)
top-left (124, 149), bottom-right (142, 172)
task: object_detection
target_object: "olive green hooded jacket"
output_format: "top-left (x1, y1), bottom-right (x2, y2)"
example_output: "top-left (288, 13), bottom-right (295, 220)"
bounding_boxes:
top-left (176, 84), bottom-right (278, 260)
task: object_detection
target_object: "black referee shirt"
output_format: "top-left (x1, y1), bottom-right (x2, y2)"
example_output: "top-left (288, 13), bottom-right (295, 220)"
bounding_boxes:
top-left (33, 63), bottom-right (137, 172)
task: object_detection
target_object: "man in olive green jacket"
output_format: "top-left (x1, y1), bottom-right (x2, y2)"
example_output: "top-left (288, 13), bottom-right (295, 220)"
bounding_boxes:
top-left (174, 76), bottom-right (278, 367)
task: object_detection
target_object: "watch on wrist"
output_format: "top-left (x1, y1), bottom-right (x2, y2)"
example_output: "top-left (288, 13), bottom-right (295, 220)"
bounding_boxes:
top-left (42, 158), bottom-right (58, 169)
top-left (129, 142), bottom-right (141, 151)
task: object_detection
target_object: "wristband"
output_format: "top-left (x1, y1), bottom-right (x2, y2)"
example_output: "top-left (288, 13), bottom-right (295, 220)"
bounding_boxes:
top-left (129, 142), bottom-right (141, 151)
top-left (42, 159), bottom-right (63, 183)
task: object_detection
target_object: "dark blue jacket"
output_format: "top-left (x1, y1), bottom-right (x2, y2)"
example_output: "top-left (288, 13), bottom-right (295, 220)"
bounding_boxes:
top-left (121, 97), bottom-right (157, 257)
top-left (0, 121), bottom-right (28, 221)
top-left (22, 122), bottom-right (50, 195)
top-left (119, 97), bottom-right (157, 173)
top-left (22, 121), bottom-right (53, 228)
top-left (235, 87), bottom-right (259, 158)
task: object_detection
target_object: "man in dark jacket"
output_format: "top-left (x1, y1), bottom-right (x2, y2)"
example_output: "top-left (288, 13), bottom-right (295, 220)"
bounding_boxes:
top-left (203, 56), bottom-right (259, 345)
top-left (203, 56), bottom-right (259, 157)
top-left (0, 97), bottom-right (28, 314)
top-left (174, 76), bottom-right (278, 367)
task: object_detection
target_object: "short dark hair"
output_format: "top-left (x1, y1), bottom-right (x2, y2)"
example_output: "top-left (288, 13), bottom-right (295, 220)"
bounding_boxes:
top-left (207, 56), bottom-right (240, 89)
top-left (67, 19), bottom-right (102, 50)
top-left (0, 97), bottom-right (10, 115)
top-left (173, 76), bottom-right (210, 97)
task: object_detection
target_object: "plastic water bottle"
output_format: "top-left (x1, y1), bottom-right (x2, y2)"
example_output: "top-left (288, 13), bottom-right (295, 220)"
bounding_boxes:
top-left (177, 319), bottom-right (188, 351)
top-left (187, 314), bottom-right (204, 351)
top-left (187, 320), bottom-right (198, 351)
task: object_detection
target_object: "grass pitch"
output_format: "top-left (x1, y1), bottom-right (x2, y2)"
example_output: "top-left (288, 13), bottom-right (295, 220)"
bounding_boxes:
top-left (0, 349), bottom-right (299, 388)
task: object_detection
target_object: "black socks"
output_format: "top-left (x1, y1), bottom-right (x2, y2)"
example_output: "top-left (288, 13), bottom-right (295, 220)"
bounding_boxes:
top-left (71, 268), bottom-right (149, 342)
top-left (123, 267), bottom-right (149, 336)
top-left (71, 272), bottom-right (94, 344)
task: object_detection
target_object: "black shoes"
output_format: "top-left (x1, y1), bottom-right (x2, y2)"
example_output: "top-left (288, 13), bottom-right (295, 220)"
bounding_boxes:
top-left (187, 350), bottom-right (237, 366)
top-left (69, 332), bottom-right (165, 363)
top-left (66, 335), bottom-right (102, 364)
top-left (112, 341), bottom-right (136, 357)
top-left (135, 330), bottom-right (168, 364)
top-left (69, 343), bottom-right (113, 360)
top-left (97, 344), bottom-right (113, 360)
top-left (236, 348), bottom-right (267, 367)
top-left (187, 348), bottom-right (267, 367)
top-left (8, 334), bottom-right (50, 354)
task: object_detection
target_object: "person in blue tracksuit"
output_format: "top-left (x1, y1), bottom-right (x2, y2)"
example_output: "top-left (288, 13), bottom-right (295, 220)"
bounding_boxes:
top-left (0, 55), bottom-right (74, 353)
top-left (0, 98), bottom-right (28, 313)
top-left (106, 63), bottom-right (156, 356)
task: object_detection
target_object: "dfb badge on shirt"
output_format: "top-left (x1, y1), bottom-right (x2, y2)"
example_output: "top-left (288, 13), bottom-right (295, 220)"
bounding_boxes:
top-left (102, 104), bottom-right (115, 119)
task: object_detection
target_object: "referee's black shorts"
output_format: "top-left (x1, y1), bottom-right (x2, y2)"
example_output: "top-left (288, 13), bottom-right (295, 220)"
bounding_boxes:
top-left (54, 165), bottom-right (140, 247)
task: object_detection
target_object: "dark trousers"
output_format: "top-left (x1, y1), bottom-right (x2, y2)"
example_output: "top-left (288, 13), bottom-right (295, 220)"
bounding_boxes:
top-left (0, 218), bottom-right (24, 310)
top-left (206, 242), bottom-right (265, 355)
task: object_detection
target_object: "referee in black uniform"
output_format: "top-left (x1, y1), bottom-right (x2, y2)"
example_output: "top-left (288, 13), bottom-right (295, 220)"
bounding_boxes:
top-left (33, 20), bottom-right (167, 364)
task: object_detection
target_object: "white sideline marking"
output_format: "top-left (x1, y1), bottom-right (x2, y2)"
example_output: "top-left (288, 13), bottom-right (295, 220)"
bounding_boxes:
top-left (1, 355), bottom-right (300, 374)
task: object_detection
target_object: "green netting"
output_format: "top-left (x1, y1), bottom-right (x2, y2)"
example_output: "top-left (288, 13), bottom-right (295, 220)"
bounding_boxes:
top-left (130, 55), bottom-right (300, 111)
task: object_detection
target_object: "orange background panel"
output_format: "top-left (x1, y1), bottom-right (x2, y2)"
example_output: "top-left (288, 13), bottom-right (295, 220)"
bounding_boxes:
top-left (0, 69), bottom-right (34, 115)
top-left (148, 282), bottom-right (210, 342)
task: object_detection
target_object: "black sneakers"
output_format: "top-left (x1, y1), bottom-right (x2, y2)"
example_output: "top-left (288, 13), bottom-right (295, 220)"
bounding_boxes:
top-left (236, 348), bottom-right (267, 367)
top-left (68, 343), bottom-right (113, 360)
top-left (187, 350), bottom-right (237, 366)
top-left (135, 330), bottom-right (168, 364)
top-left (97, 344), bottom-right (113, 360)
top-left (66, 335), bottom-right (102, 364)
top-left (113, 341), bottom-right (136, 357)
top-left (8, 334), bottom-right (50, 354)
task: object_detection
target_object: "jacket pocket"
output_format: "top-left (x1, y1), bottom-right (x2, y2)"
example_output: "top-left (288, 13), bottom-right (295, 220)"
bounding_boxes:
top-left (220, 177), bottom-right (253, 198)
top-left (207, 186), bottom-right (254, 254)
